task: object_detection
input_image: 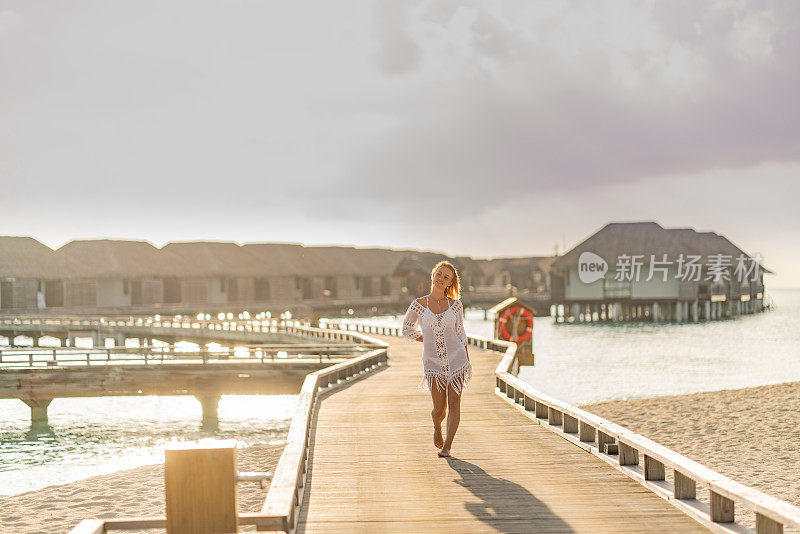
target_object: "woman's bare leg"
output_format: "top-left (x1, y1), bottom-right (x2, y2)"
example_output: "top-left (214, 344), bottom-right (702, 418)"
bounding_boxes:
top-left (438, 383), bottom-right (461, 457)
top-left (430, 381), bottom-right (446, 449)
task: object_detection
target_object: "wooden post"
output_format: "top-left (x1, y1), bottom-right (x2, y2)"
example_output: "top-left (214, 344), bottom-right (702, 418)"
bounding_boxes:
top-left (644, 455), bottom-right (665, 480)
top-left (196, 394), bottom-right (221, 430)
top-left (534, 401), bottom-right (548, 419)
top-left (547, 407), bottom-right (562, 426)
top-left (563, 414), bottom-right (578, 434)
top-left (619, 442), bottom-right (639, 465)
top-left (22, 398), bottom-right (53, 425)
top-left (578, 421), bottom-right (595, 443)
top-left (673, 470), bottom-right (696, 499)
top-left (165, 440), bottom-right (239, 534)
top-left (597, 431), bottom-right (614, 453)
top-left (523, 395), bottom-right (534, 411)
top-left (756, 513), bottom-right (784, 534)
top-left (711, 491), bottom-right (734, 523)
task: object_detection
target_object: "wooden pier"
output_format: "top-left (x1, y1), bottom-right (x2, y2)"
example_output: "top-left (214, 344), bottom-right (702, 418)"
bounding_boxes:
top-left (295, 335), bottom-right (708, 533)
top-left (37, 316), bottom-right (800, 533)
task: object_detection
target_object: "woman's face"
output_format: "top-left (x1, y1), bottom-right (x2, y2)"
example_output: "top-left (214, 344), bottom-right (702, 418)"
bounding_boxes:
top-left (432, 266), bottom-right (455, 292)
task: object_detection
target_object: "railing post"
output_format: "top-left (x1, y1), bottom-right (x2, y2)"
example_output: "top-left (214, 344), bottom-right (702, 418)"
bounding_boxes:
top-left (711, 491), bottom-right (735, 523)
top-left (563, 414), bottom-right (578, 434)
top-left (756, 513), bottom-right (784, 534)
top-left (578, 421), bottom-right (595, 443)
top-left (534, 401), bottom-right (548, 420)
top-left (619, 442), bottom-right (639, 465)
top-left (670, 470), bottom-right (695, 499)
top-left (547, 407), bottom-right (562, 426)
top-left (644, 455), bottom-right (665, 481)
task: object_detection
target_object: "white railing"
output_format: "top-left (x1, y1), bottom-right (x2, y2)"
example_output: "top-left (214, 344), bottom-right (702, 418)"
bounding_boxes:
top-left (330, 319), bottom-right (800, 534)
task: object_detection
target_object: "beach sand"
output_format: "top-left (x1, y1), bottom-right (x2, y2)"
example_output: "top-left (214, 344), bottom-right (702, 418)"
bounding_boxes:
top-left (584, 381), bottom-right (800, 524)
top-left (0, 443), bottom-right (283, 534)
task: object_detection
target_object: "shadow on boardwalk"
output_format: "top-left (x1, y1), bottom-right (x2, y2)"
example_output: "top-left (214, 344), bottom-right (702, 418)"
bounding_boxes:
top-left (445, 457), bottom-right (574, 533)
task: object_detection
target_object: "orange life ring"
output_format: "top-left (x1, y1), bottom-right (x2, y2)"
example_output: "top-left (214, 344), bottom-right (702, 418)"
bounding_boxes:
top-left (498, 306), bottom-right (533, 343)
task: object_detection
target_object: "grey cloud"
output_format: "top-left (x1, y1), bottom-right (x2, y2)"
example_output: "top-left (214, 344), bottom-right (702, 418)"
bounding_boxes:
top-left (335, 1), bottom-right (800, 220)
top-left (373, 2), bottom-right (421, 75)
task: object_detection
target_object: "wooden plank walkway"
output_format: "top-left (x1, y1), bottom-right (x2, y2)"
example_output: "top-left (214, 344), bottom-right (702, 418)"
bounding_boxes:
top-left (296, 336), bottom-right (708, 533)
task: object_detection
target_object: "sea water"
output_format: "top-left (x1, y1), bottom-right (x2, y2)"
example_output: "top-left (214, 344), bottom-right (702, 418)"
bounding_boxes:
top-left (1, 288), bottom-right (797, 496)
top-left (362, 287), bottom-right (800, 405)
top-left (0, 395), bottom-right (295, 496)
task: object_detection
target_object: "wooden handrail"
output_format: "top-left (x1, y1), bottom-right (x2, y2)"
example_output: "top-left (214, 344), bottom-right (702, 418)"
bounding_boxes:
top-left (66, 323), bottom-right (389, 534)
top-left (327, 318), bottom-right (800, 534)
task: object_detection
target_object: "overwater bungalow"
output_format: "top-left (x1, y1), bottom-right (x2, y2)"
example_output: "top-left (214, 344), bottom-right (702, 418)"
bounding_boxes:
top-left (549, 221), bottom-right (772, 323)
top-left (57, 240), bottom-right (201, 309)
top-left (308, 246), bottom-right (404, 300)
top-left (0, 236), bottom-right (82, 311)
top-left (162, 241), bottom-right (290, 305)
top-left (475, 256), bottom-right (556, 297)
top-left (393, 253), bottom-right (486, 298)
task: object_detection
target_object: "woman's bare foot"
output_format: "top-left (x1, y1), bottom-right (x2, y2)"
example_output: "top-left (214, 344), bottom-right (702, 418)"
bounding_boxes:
top-left (437, 448), bottom-right (451, 457)
top-left (434, 424), bottom-right (444, 449)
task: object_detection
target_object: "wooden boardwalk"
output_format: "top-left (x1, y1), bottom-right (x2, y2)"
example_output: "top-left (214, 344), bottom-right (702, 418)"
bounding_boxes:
top-left (296, 336), bottom-right (708, 533)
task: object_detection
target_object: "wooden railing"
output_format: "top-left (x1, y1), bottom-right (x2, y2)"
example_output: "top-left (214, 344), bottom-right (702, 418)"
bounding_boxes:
top-left (0, 343), bottom-right (368, 369)
top-left (67, 324), bottom-right (389, 534)
top-left (329, 319), bottom-right (800, 534)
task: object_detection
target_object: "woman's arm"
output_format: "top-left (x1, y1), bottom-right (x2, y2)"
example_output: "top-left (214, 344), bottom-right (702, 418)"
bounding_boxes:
top-left (402, 300), bottom-right (424, 343)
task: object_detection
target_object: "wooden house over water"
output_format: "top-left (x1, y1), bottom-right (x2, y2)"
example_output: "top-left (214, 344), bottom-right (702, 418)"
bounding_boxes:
top-left (0, 237), bottom-right (82, 310)
top-left (307, 246), bottom-right (403, 300)
top-left (243, 243), bottom-right (330, 301)
top-left (475, 256), bottom-right (556, 297)
top-left (163, 242), bottom-right (290, 305)
top-left (57, 240), bottom-right (202, 309)
top-left (393, 253), bottom-right (486, 298)
top-left (549, 222), bottom-right (772, 323)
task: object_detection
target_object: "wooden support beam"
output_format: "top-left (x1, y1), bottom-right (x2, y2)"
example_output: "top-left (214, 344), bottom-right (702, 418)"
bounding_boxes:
top-left (196, 394), bottom-right (221, 430)
top-left (22, 398), bottom-right (53, 425)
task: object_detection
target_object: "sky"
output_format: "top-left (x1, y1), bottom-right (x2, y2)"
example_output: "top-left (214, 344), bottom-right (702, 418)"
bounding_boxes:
top-left (1, 1), bottom-right (799, 286)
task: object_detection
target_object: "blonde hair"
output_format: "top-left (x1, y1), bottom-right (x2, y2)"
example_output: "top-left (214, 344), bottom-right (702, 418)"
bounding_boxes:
top-left (430, 260), bottom-right (461, 300)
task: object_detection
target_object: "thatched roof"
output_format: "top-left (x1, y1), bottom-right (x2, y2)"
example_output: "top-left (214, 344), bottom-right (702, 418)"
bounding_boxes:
top-left (243, 243), bottom-right (332, 277)
top-left (476, 256), bottom-right (557, 278)
top-left (552, 222), bottom-right (772, 273)
top-left (392, 252), bottom-right (485, 280)
top-left (163, 241), bottom-right (281, 277)
top-left (0, 236), bottom-right (82, 279)
top-left (58, 240), bottom-right (202, 278)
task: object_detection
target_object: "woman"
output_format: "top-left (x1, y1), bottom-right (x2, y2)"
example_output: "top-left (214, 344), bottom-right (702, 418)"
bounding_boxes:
top-left (402, 260), bottom-right (472, 457)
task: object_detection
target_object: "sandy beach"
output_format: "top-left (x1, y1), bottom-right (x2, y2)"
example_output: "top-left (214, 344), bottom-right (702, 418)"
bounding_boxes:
top-left (0, 443), bottom-right (284, 534)
top-left (584, 381), bottom-right (800, 511)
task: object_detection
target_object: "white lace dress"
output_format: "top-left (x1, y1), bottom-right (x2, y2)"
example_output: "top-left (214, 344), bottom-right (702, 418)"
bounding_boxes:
top-left (402, 297), bottom-right (472, 395)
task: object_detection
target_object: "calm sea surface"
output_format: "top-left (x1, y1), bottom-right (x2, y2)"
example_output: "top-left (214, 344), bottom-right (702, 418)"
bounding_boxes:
top-left (1, 288), bottom-right (797, 496)
top-left (359, 287), bottom-right (800, 405)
